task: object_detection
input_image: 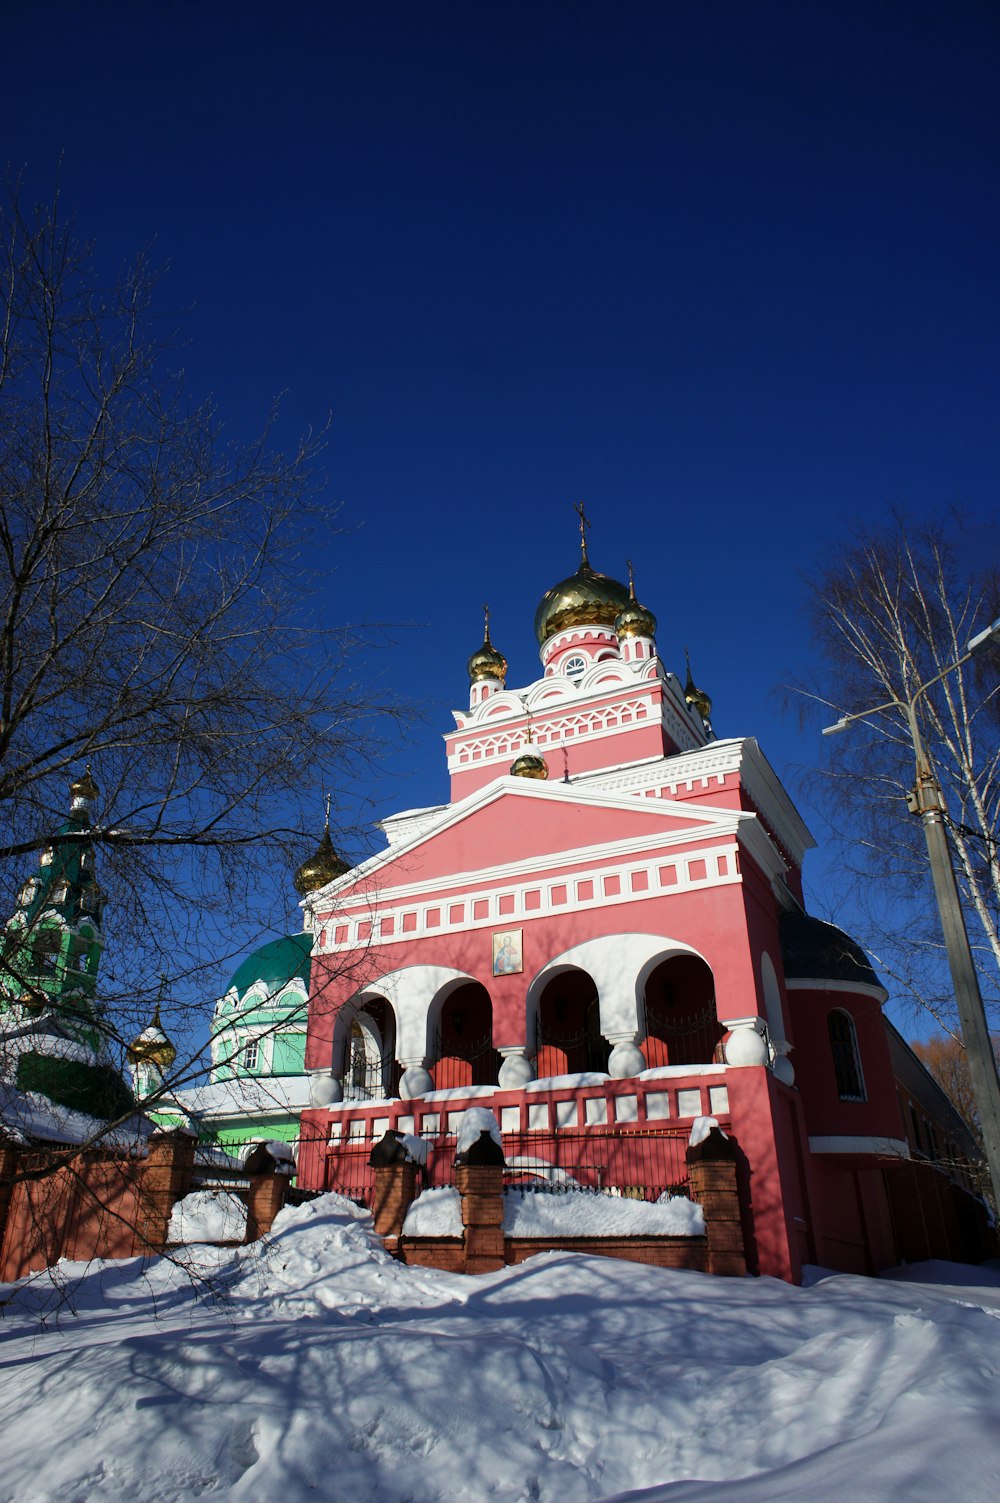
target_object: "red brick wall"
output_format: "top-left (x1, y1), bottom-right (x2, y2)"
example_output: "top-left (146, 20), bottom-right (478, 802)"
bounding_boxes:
top-left (0, 1131), bottom-right (195, 1282)
top-left (505, 1236), bottom-right (707, 1270)
top-left (400, 1237), bottom-right (466, 1272)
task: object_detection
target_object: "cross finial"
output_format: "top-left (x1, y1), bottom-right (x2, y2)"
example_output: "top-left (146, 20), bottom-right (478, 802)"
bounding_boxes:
top-left (627, 559), bottom-right (636, 600)
top-left (574, 500), bottom-right (591, 567)
top-left (324, 792), bottom-right (332, 831)
top-left (152, 971), bottom-right (168, 1027)
top-left (482, 603), bottom-right (491, 643)
top-left (518, 694), bottom-right (534, 745)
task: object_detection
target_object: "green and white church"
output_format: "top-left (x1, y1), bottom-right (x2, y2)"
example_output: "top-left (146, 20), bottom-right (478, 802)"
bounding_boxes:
top-left (1, 769), bottom-right (348, 1162)
top-left (0, 772), bottom-right (138, 1140)
top-left (139, 825), bottom-right (349, 1158)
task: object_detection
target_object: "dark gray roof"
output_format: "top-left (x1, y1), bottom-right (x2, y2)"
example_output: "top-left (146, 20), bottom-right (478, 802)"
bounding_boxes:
top-left (779, 910), bottom-right (881, 990)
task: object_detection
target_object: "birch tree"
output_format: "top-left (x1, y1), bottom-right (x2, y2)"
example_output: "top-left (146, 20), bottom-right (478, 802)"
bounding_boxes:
top-left (799, 519), bottom-right (999, 1035)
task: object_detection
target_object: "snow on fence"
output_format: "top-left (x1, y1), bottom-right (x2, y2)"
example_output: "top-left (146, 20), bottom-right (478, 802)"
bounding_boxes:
top-left (324, 1124), bottom-right (691, 1207)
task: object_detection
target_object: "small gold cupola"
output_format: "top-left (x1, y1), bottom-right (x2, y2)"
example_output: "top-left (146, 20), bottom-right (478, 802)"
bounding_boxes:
top-left (294, 800), bottom-right (350, 895)
top-left (69, 767), bottom-right (99, 818)
top-left (467, 604), bottom-right (507, 684)
top-left (615, 560), bottom-right (657, 640)
top-left (684, 648), bottom-right (713, 723)
top-left (127, 1000), bottom-right (177, 1071)
top-left (510, 749), bottom-right (549, 779)
top-left (510, 702), bottom-right (549, 780)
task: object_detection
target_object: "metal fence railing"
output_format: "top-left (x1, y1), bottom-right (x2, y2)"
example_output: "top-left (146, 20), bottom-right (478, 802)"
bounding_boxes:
top-left (323, 1124), bottom-right (691, 1208)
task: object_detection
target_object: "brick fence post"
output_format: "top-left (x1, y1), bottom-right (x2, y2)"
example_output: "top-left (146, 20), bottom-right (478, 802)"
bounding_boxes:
top-left (372, 1162), bottom-right (418, 1247)
top-left (686, 1127), bottom-right (747, 1277)
top-left (456, 1163), bottom-right (505, 1273)
top-left (245, 1171), bottom-right (290, 1243)
top-left (139, 1130), bottom-right (196, 1250)
top-left (0, 1137), bottom-right (21, 1277)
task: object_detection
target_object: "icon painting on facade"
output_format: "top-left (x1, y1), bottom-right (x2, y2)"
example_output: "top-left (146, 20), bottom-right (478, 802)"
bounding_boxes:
top-left (492, 929), bottom-right (523, 976)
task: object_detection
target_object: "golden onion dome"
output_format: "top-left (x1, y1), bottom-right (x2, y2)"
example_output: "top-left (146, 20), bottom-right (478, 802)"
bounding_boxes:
top-left (533, 562), bottom-right (631, 645)
top-left (615, 563), bottom-right (657, 639)
top-left (684, 650), bottom-right (713, 721)
top-left (510, 751), bottom-right (549, 780)
top-left (294, 826), bottom-right (349, 896)
top-left (127, 1004), bottom-right (176, 1069)
top-left (70, 768), bottom-right (99, 802)
top-left (467, 607), bottom-right (507, 684)
top-left (535, 505), bottom-right (632, 645)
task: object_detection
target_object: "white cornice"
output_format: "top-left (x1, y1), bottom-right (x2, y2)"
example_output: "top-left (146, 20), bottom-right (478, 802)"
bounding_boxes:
top-left (809, 1135), bottom-right (910, 1158)
top-left (576, 737), bottom-right (814, 868)
top-left (303, 742), bottom-right (807, 923)
top-left (329, 824), bottom-right (747, 911)
top-left (785, 977), bottom-right (888, 1004)
top-left (318, 776), bottom-right (758, 897)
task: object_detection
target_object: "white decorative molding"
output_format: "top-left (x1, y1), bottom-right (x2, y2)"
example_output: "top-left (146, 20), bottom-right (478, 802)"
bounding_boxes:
top-left (785, 977), bottom-right (888, 1004)
top-left (319, 838), bottom-right (744, 953)
top-left (808, 1135), bottom-right (910, 1158)
top-left (448, 695), bottom-right (660, 772)
top-left (377, 804), bottom-right (448, 850)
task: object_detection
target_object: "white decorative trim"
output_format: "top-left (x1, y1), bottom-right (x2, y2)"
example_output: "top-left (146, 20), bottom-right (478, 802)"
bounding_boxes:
top-left (785, 978), bottom-right (888, 1004)
top-left (319, 839), bottom-right (744, 952)
top-left (808, 1135), bottom-right (910, 1159)
top-left (578, 738), bottom-right (815, 867)
top-left (377, 805), bottom-right (448, 850)
top-left (312, 775), bottom-right (757, 911)
top-left (448, 696), bottom-right (661, 772)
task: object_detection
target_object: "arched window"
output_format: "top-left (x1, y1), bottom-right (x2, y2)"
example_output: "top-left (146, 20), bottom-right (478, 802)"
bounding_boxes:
top-left (828, 1010), bottom-right (865, 1101)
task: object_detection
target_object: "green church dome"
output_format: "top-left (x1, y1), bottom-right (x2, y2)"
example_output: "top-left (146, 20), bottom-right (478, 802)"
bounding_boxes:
top-left (226, 932), bottom-right (313, 1004)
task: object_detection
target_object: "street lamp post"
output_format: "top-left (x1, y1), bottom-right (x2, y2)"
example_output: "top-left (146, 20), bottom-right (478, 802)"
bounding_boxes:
top-left (823, 616), bottom-right (1000, 1211)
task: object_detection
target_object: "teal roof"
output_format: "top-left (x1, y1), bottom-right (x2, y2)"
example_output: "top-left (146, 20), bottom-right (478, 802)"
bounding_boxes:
top-left (226, 933), bottom-right (313, 1003)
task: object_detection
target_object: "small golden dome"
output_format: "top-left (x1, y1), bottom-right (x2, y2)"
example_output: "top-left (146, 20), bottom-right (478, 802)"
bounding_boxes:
top-left (127, 1004), bottom-right (176, 1069)
top-left (294, 826), bottom-right (349, 895)
top-left (467, 606), bottom-right (507, 684)
top-left (510, 751), bottom-right (549, 779)
top-left (684, 650), bottom-right (713, 721)
top-left (615, 562), bottom-right (657, 639)
top-left (70, 768), bottom-right (99, 803)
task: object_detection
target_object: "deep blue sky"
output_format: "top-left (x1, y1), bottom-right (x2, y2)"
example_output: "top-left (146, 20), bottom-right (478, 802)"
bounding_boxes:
top-left (5, 3), bottom-right (998, 979)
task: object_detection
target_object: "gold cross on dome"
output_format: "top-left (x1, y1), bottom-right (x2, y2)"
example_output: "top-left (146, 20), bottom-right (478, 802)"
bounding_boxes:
top-left (574, 500), bottom-right (591, 566)
top-left (482, 603), bottom-right (491, 642)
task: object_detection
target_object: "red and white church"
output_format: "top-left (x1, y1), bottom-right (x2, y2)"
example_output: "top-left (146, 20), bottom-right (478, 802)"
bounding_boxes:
top-left (295, 527), bottom-right (982, 1281)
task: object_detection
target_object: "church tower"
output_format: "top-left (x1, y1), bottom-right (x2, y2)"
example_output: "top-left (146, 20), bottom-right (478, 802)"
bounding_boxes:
top-left (0, 771), bottom-right (133, 1120)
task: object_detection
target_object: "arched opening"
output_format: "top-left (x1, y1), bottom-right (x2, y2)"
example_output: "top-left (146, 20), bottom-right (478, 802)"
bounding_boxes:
top-left (828, 1009), bottom-right (866, 1101)
top-left (640, 954), bottom-right (722, 1067)
top-left (431, 981), bottom-right (497, 1090)
top-left (535, 968), bottom-right (609, 1077)
top-left (344, 995), bottom-right (399, 1101)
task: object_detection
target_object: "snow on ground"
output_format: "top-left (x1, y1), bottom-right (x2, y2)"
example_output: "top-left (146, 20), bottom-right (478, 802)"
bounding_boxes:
top-left (1, 1194), bottom-right (999, 1503)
